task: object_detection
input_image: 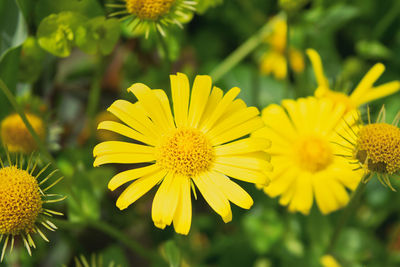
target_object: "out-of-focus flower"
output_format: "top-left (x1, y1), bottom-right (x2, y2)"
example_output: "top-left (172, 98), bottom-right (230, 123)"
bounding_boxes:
top-left (253, 97), bottom-right (363, 215)
top-left (0, 153), bottom-right (64, 261)
top-left (1, 113), bottom-right (46, 154)
top-left (71, 254), bottom-right (121, 267)
top-left (93, 73), bottom-right (271, 234)
top-left (259, 17), bottom-right (305, 80)
top-left (307, 49), bottom-right (400, 110)
top-left (339, 106), bottom-right (400, 190)
top-left (320, 254), bottom-right (342, 267)
top-left (108, 0), bottom-right (197, 37)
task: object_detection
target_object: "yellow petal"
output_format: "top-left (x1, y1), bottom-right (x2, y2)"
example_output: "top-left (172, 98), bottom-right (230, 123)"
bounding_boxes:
top-left (260, 103), bottom-right (296, 141)
top-left (93, 153), bottom-right (155, 167)
top-left (210, 117), bottom-right (264, 146)
top-left (210, 171), bottom-right (253, 209)
top-left (93, 141), bottom-right (154, 156)
top-left (152, 172), bottom-right (181, 228)
top-left (108, 164), bottom-right (160, 191)
top-left (353, 81), bottom-right (400, 106)
top-left (200, 87), bottom-right (241, 132)
top-left (170, 73), bottom-right (190, 128)
top-left (116, 169), bottom-right (167, 210)
top-left (97, 121), bottom-right (156, 146)
top-left (312, 174), bottom-right (347, 214)
top-left (213, 162), bottom-right (269, 185)
top-left (153, 89), bottom-right (175, 129)
top-left (198, 86), bottom-right (224, 127)
top-left (264, 164), bottom-right (296, 197)
top-left (306, 49), bottom-right (329, 89)
top-left (350, 63), bottom-right (385, 100)
top-left (214, 137), bottom-right (271, 156)
top-left (287, 172), bottom-right (313, 215)
top-left (193, 173), bottom-right (232, 223)
top-left (188, 75), bottom-right (212, 128)
top-left (215, 155), bottom-right (272, 172)
top-left (173, 176), bottom-right (192, 235)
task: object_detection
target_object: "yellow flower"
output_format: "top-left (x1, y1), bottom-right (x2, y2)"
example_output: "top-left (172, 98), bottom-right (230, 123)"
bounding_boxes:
top-left (0, 153), bottom-right (64, 261)
top-left (259, 16), bottom-right (305, 80)
top-left (253, 97), bottom-right (363, 215)
top-left (320, 254), bottom-right (342, 267)
top-left (1, 113), bottom-right (46, 154)
top-left (108, 0), bottom-right (196, 37)
top-left (93, 73), bottom-right (271, 234)
top-left (340, 107), bottom-right (400, 190)
top-left (307, 49), bottom-right (400, 110)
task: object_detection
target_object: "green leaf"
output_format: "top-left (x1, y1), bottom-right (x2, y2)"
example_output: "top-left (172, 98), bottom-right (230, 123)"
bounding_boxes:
top-left (75, 17), bottom-right (121, 55)
top-left (163, 240), bottom-right (181, 267)
top-left (356, 40), bottom-right (392, 60)
top-left (37, 11), bottom-right (87, 57)
top-left (0, 0), bottom-right (28, 61)
top-left (19, 36), bottom-right (47, 83)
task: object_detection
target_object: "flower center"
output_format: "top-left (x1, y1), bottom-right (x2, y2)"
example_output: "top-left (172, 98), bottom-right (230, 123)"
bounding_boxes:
top-left (156, 128), bottom-right (214, 176)
top-left (0, 166), bottom-right (42, 235)
top-left (355, 123), bottom-right (400, 174)
top-left (125, 0), bottom-right (175, 20)
top-left (295, 135), bottom-right (333, 173)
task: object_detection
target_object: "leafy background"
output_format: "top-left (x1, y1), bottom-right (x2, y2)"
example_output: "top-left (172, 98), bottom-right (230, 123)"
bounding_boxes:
top-left (0, 0), bottom-right (400, 266)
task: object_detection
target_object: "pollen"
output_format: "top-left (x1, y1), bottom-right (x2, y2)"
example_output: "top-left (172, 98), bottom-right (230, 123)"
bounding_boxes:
top-left (156, 128), bottom-right (214, 176)
top-left (1, 113), bottom-right (46, 154)
top-left (125, 0), bottom-right (175, 20)
top-left (0, 166), bottom-right (42, 236)
top-left (355, 123), bottom-right (400, 174)
top-left (295, 135), bottom-right (333, 173)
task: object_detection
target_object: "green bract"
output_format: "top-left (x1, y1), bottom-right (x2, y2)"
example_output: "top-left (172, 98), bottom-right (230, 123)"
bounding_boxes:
top-left (19, 37), bottom-right (46, 83)
top-left (75, 17), bottom-right (121, 55)
top-left (37, 11), bottom-right (87, 57)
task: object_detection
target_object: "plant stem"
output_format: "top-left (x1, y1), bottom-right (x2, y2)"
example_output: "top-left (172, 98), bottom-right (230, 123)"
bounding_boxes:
top-left (0, 79), bottom-right (55, 165)
top-left (209, 20), bottom-right (274, 83)
top-left (86, 55), bottom-right (107, 120)
top-left (156, 30), bottom-right (171, 67)
top-left (327, 180), bottom-right (367, 253)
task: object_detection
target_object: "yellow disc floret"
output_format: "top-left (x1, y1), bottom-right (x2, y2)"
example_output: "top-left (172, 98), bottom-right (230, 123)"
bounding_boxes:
top-left (0, 166), bottom-right (42, 235)
top-left (355, 123), bottom-right (400, 174)
top-left (1, 113), bottom-right (45, 153)
top-left (126, 0), bottom-right (175, 20)
top-left (295, 135), bottom-right (333, 173)
top-left (156, 128), bottom-right (214, 176)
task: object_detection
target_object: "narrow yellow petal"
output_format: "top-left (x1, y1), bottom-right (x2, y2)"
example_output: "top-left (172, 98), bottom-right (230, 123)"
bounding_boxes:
top-left (350, 63), bottom-right (385, 100)
top-left (93, 141), bottom-right (154, 157)
top-left (214, 137), bottom-right (271, 156)
top-left (170, 73), bottom-right (190, 128)
top-left (93, 153), bottom-right (155, 167)
top-left (108, 164), bottom-right (160, 191)
top-left (352, 81), bottom-right (400, 106)
top-left (187, 75), bottom-right (212, 128)
top-left (213, 163), bottom-right (269, 185)
top-left (152, 172), bottom-right (181, 228)
top-left (198, 86), bottom-right (224, 127)
top-left (97, 121), bottom-right (156, 146)
top-left (210, 117), bottom-right (264, 146)
top-left (306, 49), bottom-right (329, 88)
top-left (287, 172), bottom-right (313, 215)
top-left (116, 169), bottom-right (167, 210)
top-left (153, 89), bottom-right (175, 128)
top-left (210, 171), bottom-right (253, 209)
top-left (173, 176), bottom-right (192, 235)
top-left (193, 173), bottom-right (232, 223)
top-left (215, 156), bottom-right (272, 172)
top-left (264, 165), bottom-right (296, 197)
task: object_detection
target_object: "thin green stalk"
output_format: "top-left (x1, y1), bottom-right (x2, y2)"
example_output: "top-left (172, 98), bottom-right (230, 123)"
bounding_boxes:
top-left (327, 180), bottom-right (367, 253)
top-left (156, 30), bottom-right (171, 66)
top-left (373, 1), bottom-right (400, 39)
top-left (0, 79), bottom-right (55, 165)
top-left (54, 218), bottom-right (165, 265)
top-left (209, 20), bottom-right (274, 83)
top-left (86, 56), bottom-right (107, 120)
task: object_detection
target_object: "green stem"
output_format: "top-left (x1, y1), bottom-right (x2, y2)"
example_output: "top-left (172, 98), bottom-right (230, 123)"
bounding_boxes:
top-left (156, 30), bottom-right (171, 66)
top-left (209, 20), bottom-right (274, 83)
top-left (327, 180), bottom-right (367, 253)
top-left (54, 218), bottom-right (164, 265)
top-left (373, 1), bottom-right (400, 39)
top-left (0, 79), bottom-right (55, 165)
top-left (86, 56), bottom-right (107, 120)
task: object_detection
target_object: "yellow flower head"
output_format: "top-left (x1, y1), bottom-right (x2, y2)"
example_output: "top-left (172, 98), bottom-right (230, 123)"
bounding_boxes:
top-left (108, 0), bottom-right (196, 37)
top-left (0, 154), bottom-right (64, 261)
top-left (320, 254), bottom-right (342, 267)
top-left (253, 97), bottom-right (363, 215)
top-left (93, 73), bottom-right (271, 235)
top-left (307, 49), bottom-right (400, 110)
top-left (1, 113), bottom-right (46, 154)
top-left (341, 107), bottom-right (400, 190)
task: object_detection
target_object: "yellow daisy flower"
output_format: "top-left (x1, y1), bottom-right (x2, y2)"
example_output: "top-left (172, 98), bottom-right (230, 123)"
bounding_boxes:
top-left (93, 73), bottom-right (271, 234)
top-left (306, 49), bottom-right (400, 110)
top-left (0, 153), bottom-right (64, 261)
top-left (339, 106), bottom-right (400, 190)
top-left (253, 97), bottom-right (363, 215)
top-left (1, 113), bottom-right (46, 154)
top-left (108, 0), bottom-right (196, 37)
top-left (259, 16), bottom-right (305, 80)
